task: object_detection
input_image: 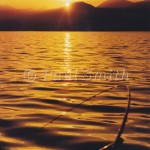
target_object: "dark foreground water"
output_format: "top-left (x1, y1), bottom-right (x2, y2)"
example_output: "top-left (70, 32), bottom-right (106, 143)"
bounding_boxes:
top-left (0, 32), bottom-right (149, 150)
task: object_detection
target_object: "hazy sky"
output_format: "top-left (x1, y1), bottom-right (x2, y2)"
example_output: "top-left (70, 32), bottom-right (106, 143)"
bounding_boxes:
top-left (0, 0), bottom-right (144, 9)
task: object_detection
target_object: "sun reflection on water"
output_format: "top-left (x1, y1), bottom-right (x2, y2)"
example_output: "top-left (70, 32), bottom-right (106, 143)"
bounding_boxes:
top-left (64, 32), bottom-right (72, 73)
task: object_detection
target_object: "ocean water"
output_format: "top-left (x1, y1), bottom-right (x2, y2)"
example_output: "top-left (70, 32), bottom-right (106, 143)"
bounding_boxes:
top-left (0, 32), bottom-right (149, 150)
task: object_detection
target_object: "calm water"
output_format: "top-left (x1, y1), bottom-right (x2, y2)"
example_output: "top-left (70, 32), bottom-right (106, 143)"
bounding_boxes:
top-left (0, 32), bottom-right (149, 150)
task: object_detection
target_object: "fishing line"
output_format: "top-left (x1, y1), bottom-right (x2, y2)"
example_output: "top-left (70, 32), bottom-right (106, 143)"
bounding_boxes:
top-left (41, 84), bottom-right (131, 149)
top-left (41, 84), bottom-right (128, 129)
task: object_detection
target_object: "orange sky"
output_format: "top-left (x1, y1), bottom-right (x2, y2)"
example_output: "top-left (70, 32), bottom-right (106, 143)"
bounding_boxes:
top-left (0, 0), bottom-right (144, 10)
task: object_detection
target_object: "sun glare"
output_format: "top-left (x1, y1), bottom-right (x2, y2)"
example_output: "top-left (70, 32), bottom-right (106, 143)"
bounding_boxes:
top-left (65, 2), bottom-right (70, 7)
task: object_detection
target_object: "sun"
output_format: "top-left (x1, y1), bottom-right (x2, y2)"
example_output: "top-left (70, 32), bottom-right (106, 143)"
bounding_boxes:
top-left (65, 2), bottom-right (70, 7)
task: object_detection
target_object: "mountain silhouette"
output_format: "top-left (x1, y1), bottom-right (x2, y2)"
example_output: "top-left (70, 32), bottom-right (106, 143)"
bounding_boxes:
top-left (98, 0), bottom-right (133, 8)
top-left (70, 2), bottom-right (95, 11)
top-left (98, 0), bottom-right (150, 9)
top-left (132, 0), bottom-right (150, 9)
top-left (0, 1), bottom-right (149, 31)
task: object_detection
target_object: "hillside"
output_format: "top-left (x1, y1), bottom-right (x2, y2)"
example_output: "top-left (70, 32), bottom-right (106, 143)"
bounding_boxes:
top-left (0, 1), bottom-right (149, 31)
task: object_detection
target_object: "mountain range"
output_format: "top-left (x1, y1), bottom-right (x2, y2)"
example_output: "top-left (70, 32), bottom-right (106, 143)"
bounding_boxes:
top-left (98, 0), bottom-right (133, 8)
top-left (98, 0), bottom-right (150, 8)
top-left (0, 0), bottom-right (149, 31)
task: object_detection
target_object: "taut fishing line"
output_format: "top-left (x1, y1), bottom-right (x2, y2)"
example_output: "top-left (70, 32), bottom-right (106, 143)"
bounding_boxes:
top-left (41, 84), bottom-right (131, 150)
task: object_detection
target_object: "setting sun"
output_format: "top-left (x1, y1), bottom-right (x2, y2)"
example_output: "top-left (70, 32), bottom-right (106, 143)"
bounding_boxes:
top-left (65, 2), bottom-right (70, 7)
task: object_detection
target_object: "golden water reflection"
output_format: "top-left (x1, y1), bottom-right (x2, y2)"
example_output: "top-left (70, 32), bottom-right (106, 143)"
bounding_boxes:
top-left (0, 32), bottom-right (149, 150)
top-left (64, 32), bottom-right (72, 73)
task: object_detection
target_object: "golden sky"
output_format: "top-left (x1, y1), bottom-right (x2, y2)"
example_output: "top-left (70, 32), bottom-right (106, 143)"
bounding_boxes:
top-left (0, 0), bottom-right (144, 10)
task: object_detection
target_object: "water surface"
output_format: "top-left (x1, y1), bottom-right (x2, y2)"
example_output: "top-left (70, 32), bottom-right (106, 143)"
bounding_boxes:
top-left (0, 32), bottom-right (149, 150)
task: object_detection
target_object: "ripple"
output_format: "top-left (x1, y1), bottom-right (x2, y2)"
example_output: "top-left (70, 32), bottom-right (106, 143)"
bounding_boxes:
top-left (0, 32), bottom-right (149, 150)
